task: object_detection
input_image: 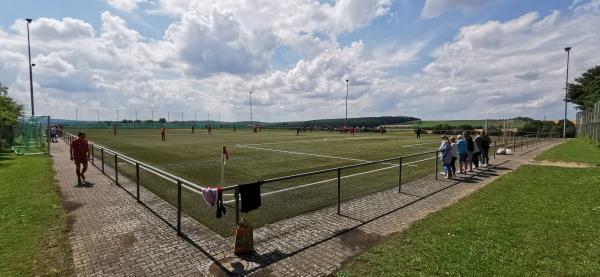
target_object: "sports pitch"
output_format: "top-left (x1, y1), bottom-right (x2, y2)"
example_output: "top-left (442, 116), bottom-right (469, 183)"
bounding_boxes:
top-left (68, 127), bottom-right (446, 236)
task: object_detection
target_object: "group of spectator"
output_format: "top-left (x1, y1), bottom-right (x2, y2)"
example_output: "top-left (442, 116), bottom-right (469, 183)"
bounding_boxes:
top-left (439, 131), bottom-right (492, 179)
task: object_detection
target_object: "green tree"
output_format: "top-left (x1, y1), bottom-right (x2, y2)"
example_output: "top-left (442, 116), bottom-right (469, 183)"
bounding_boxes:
top-left (0, 85), bottom-right (25, 148)
top-left (552, 120), bottom-right (576, 138)
top-left (567, 65), bottom-right (600, 110)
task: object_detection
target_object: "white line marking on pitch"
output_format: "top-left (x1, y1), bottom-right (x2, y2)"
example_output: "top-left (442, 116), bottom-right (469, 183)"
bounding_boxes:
top-left (222, 156), bottom-right (435, 203)
top-left (242, 136), bottom-right (391, 146)
top-left (235, 144), bottom-right (396, 165)
top-left (402, 141), bottom-right (439, 148)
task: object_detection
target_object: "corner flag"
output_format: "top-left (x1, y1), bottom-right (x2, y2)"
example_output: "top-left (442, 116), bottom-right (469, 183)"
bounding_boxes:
top-left (222, 146), bottom-right (229, 164)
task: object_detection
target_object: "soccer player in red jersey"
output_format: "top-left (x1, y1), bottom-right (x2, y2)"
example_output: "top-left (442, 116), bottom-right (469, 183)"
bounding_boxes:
top-left (160, 126), bottom-right (166, 141)
top-left (70, 132), bottom-right (90, 185)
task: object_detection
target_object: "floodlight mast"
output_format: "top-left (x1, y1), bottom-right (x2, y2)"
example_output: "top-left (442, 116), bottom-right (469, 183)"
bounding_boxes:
top-left (26, 18), bottom-right (34, 116)
top-left (345, 79), bottom-right (349, 127)
top-left (249, 91), bottom-right (253, 129)
top-left (563, 47), bottom-right (571, 139)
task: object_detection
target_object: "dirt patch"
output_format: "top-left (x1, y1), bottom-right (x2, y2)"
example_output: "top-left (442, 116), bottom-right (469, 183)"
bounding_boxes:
top-left (65, 215), bottom-right (76, 231)
top-left (62, 200), bottom-right (82, 212)
top-left (339, 229), bottom-right (384, 250)
top-left (531, 160), bottom-right (596, 168)
top-left (118, 232), bottom-right (137, 248)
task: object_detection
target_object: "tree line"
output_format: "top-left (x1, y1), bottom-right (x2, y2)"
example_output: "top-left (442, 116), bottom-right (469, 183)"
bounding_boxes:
top-left (0, 84), bottom-right (24, 149)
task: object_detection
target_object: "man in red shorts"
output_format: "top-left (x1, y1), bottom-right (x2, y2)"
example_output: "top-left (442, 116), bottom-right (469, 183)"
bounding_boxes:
top-left (70, 132), bottom-right (90, 185)
top-left (160, 126), bottom-right (166, 141)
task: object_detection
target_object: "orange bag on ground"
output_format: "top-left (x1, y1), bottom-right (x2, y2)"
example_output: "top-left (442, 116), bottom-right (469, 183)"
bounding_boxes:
top-left (234, 218), bottom-right (254, 254)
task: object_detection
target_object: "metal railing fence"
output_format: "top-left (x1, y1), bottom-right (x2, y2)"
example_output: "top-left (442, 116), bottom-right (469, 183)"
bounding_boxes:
top-left (61, 130), bottom-right (560, 239)
top-left (577, 101), bottom-right (600, 144)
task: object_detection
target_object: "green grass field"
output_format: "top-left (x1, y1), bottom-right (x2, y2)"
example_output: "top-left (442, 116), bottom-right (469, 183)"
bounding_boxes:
top-left (66, 128), bottom-right (448, 236)
top-left (536, 138), bottom-right (600, 165)
top-left (0, 151), bottom-right (72, 276)
top-left (340, 139), bottom-right (600, 276)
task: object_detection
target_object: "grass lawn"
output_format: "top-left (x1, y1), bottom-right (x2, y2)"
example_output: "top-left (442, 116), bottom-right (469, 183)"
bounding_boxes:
top-left (340, 139), bottom-right (600, 276)
top-left (0, 150), bottom-right (72, 276)
top-left (536, 138), bottom-right (600, 165)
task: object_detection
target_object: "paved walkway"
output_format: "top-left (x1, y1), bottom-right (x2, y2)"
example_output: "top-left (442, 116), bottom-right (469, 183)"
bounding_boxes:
top-left (51, 138), bottom-right (562, 276)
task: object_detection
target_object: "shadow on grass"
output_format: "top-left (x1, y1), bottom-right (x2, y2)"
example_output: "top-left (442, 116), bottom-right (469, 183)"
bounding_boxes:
top-left (236, 160), bottom-right (512, 276)
top-left (0, 149), bottom-right (16, 167)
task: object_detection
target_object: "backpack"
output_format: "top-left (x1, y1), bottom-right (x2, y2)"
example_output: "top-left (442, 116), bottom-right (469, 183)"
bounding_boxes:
top-left (466, 137), bottom-right (474, 151)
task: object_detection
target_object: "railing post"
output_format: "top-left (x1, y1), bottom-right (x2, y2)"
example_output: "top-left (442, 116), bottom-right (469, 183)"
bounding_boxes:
top-left (91, 144), bottom-right (95, 165)
top-left (234, 186), bottom-right (240, 226)
top-left (337, 168), bottom-right (341, 215)
top-left (114, 153), bottom-right (119, 184)
top-left (136, 162), bottom-right (140, 202)
top-left (101, 148), bottom-right (105, 173)
top-left (398, 157), bottom-right (403, 193)
top-left (177, 179), bottom-right (182, 236)
top-left (493, 141), bottom-right (497, 159)
top-left (513, 134), bottom-right (516, 151)
top-left (520, 136), bottom-right (523, 150)
top-left (434, 151), bottom-right (439, 180)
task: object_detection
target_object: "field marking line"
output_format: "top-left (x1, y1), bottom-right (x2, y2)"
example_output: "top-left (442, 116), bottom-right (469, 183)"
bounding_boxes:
top-left (242, 136), bottom-right (392, 146)
top-left (234, 144), bottom-right (396, 166)
top-left (402, 141), bottom-right (440, 148)
top-left (222, 156), bottom-right (435, 203)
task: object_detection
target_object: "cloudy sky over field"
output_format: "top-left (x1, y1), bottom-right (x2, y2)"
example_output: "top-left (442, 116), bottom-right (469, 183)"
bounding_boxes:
top-left (0, 0), bottom-right (599, 122)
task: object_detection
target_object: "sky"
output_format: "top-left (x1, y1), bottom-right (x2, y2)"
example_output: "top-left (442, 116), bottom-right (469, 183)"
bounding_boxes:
top-left (0, 0), bottom-right (599, 122)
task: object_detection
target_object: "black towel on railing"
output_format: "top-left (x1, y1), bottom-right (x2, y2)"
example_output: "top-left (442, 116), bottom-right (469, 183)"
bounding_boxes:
top-left (240, 181), bottom-right (263, 213)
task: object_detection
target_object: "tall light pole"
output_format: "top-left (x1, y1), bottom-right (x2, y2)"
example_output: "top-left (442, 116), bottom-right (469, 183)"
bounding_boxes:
top-left (249, 91), bottom-right (253, 129)
top-left (345, 79), bottom-right (349, 127)
top-left (563, 47), bottom-right (571, 139)
top-left (26, 18), bottom-right (34, 116)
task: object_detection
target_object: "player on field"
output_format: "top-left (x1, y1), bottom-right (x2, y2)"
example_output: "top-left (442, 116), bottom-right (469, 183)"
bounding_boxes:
top-left (70, 132), bottom-right (90, 185)
top-left (113, 125), bottom-right (117, 136)
top-left (161, 126), bottom-right (166, 141)
top-left (208, 125), bottom-right (212, 135)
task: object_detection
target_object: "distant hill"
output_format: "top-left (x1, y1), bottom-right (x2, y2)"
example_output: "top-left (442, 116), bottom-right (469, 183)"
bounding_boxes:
top-left (415, 119), bottom-right (529, 129)
top-left (266, 116), bottom-right (420, 128)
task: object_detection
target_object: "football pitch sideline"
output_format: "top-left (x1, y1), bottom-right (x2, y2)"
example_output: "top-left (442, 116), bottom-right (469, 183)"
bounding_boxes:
top-left (67, 128), bottom-right (442, 236)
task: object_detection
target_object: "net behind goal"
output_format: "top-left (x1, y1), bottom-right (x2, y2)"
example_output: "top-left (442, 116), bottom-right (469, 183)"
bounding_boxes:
top-left (12, 116), bottom-right (50, 155)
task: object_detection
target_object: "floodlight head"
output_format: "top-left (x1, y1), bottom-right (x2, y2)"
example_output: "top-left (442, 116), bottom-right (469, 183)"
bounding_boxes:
top-left (346, 79), bottom-right (348, 82)
top-left (249, 91), bottom-right (252, 94)
top-left (565, 47), bottom-right (571, 52)
top-left (26, 18), bottom-right (32, 23)
top-left (31, 63), bottom-right (36, 67)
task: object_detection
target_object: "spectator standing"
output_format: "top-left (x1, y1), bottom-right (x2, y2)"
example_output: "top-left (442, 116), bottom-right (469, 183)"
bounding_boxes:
top-left (450, 136), bottom-right (458, 176)
top-left (480, 131), bottom-right (492, 167)
top-left (457, 135), bottom-right (468, 174)
top-left (439, 135), bottom-right (453, 179)
top-left (465, 132), bottom-right (475, 172)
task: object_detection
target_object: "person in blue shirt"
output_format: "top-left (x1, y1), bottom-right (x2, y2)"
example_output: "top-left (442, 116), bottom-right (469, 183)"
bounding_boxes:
top-left (439, 135), bottom-right (453, 179)
top-left (457, 135), bottom-right (468, 174)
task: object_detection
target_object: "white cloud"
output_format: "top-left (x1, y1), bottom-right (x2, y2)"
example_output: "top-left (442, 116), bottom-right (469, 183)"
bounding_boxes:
top-left (406, 9), bottom-right (600, 119)
top-left (421, 0), bottom-right (496, 18)
top-left (11, 17), bottom-right (94, 41)
top-left (107, 0), bottom-right (145, 12)
top-left (1, 2), bottom-right (598, 122)
top-left (163, 6), bottom-right (277, 77)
